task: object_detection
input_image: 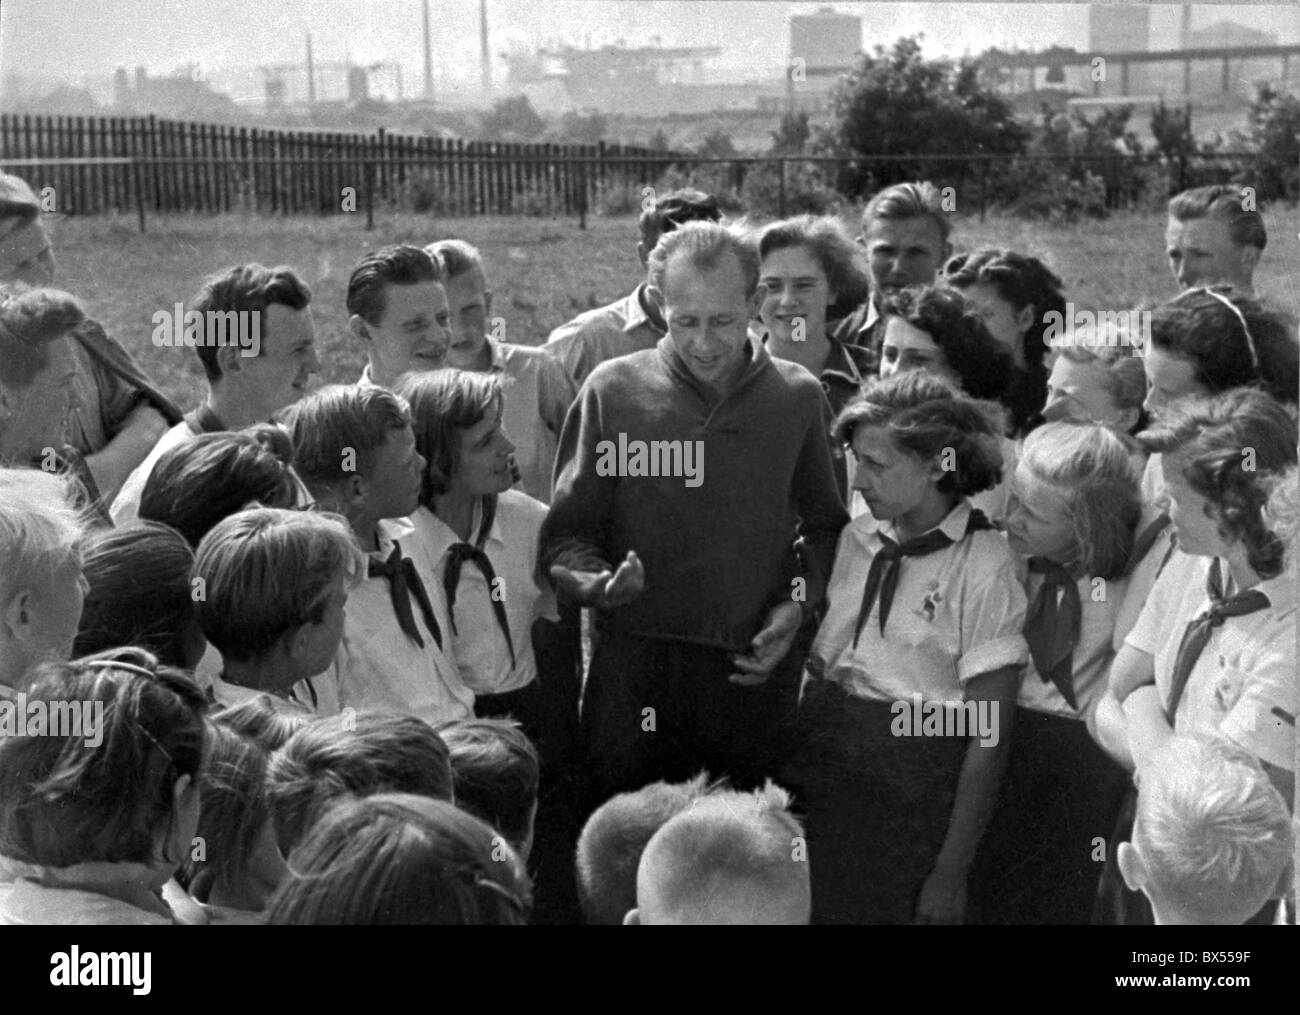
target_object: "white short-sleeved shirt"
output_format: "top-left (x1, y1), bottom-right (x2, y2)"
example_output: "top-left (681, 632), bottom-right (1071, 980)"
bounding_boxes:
top-left (1112, 508), bottom-right (1177, 650)
top-left (1140, 452), bottom-right (1170, 513)
top-left (1016, 561), bottom-right (1126, 720)
top-left (811, 499), bottom-right (1029, 703)
top-left (110, 420), bottom-right (196, 524)
top-left (309, 518), bottom-right (474, 725)
top-left (1124, 550), bottom-right (1296, 771)
top-left (410, 495), bottom-right (557, 696)
top-left (489, 340), bottom-right (576, 505)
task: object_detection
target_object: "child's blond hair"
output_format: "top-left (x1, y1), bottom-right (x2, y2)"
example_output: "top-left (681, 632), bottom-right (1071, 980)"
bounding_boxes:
top-left (1018, 421), bottom-right (1141, 579)
top-left (1134, 736), bottom-right (1292, 925)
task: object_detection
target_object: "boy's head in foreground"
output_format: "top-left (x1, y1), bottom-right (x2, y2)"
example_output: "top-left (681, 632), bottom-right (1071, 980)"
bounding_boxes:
top-left (1118, 736), bottom-right (1292, 925)
top-left (576, 773), bottom-right (715, 926)
top-left (627, 780), bottom-right (810, 926)
top-left (434, 718), bottom-right (539, 862)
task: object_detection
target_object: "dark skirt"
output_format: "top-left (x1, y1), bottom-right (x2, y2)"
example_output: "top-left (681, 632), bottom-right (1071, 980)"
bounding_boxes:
top-left (782, 681), bottom-right (969, 925)
top-left (968, 708), bottom-right (1129, 924)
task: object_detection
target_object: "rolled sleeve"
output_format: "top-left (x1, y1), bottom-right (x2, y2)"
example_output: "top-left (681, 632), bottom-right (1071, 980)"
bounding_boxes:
top-left (956, 561), bottom-right (1029, 683)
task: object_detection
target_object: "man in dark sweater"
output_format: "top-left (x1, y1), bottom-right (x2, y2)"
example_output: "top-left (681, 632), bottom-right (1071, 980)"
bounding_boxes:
top-left (542, 222), bottom-right (848, 809)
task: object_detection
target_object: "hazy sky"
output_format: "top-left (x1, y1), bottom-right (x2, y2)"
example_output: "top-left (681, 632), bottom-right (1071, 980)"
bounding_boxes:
top-left (3, 1), bottom-right (1297, 101)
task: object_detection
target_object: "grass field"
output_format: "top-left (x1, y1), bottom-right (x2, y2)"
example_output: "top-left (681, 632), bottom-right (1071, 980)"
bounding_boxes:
top-left (46, 205), bottom-right (1300, 409)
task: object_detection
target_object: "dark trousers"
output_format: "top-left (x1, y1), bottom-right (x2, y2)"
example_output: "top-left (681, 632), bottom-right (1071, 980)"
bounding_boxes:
top-left (579, 628), bottom-right (805, 812)
top-left (968, 709), bottom-right (1129, 924)
top-left (474, 608), bottom-right (584, 925)
top-left (782, 681), bottom-right (968, 925)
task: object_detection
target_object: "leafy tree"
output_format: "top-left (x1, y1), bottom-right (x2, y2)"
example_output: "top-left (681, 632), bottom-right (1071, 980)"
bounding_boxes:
top-left (480, 95), bottom-right (545, 140)
top-left (821, 36), bottom-right (1028, 198)
top-left (648, 128), bottom-right (671, 152)
top-left (695, 128), bottom-right (737, 159)
top-left (1244, 83), bottom-right (1300, 202)
top-left (769, 110), bottom-right (811, 155)
top-left (556, 109), bottom-right (608, 145)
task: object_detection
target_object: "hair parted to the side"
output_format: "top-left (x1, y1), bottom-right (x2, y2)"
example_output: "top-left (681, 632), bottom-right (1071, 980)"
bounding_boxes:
top-left (1134, 735), bottom-right (1291, 925)
top-left (637, 779), bottom-right (809, 922)
top-left (575, 772), bottom-right (719, 926)
top-left (138, 425), bottom-right (298, 548)
top-left (192, 507), bottom-right (364, 664)
top-left (394, 368), bottom-right (502, 503)
top-left (0, 647), bottom-right (207, 867)
top-left (756, 214), bottom-right (870, 319)
top-left (1139, 387), bottom-right (1298, 579)
top-left (861, 180), bottom-right (951, 245)
top-left (0, 467), bottom-right (86, 608)
top-left (346, 244), bottom-right (441, 326)
top-left (179, 720), bottom-right (272, 899)
top-left (0, 285), bottom-right (85, 390)
top-left (834, 370), bottom-right (1006, 498)
top-left (1148, 287), bottom-right (1298, 407)
top-left (1018, 421), bottom-right (1141, 579)
top-left (433, 718), bottom-right (539, 854)
top-left (1168, 184), bottom-right (1267, 251)
top-left (647, 220), bottom-right (760, 298)
top-left (285, 383), bottom-right (411, 497)
top-left (882, 285), bottom-right (1014, 404)
top-left (425, 238), bottom-right (484, 281)
top-left (265, 711), bottom-right (453, 857)
top-left (266, 793), bottom-right (532, 925)
top-left (187, 264), bottom-right (311, 383)
top-left (212, 694), bottom-right (313, 753)
top-left (74, 521), bottom-right (197, 667)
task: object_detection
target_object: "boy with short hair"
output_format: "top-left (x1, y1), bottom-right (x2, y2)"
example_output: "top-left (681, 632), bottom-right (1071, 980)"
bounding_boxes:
top-left (426, 239), bottom-right (575, 503)
top-left (111, 263), bottom-right (320, 522)
top-left (193, 507), bottom-right (366, 711)
top-left (575, 773), bottom-right (715, 926)
top-left (286, 384), bottom-right (473, 724)
top-left (347, 245), bottom-right (452, 388)
top-left (435, 717), bottom-right (540, 861)
top-left (1165, 184), bottom-right (1266, 294)
top-left (626, 780), bottom-right (811, 925)
top-left (0, 468), bottom-right (86, 694)
top-left (265, 712), bottom-right (455, 856)
top-left (1118, 736), bottom-right (1292, 925)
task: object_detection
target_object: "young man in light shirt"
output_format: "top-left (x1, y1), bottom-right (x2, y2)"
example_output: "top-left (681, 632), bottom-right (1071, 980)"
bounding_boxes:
top-left (1165, 184), bottom-right (1266, 295)
top-left (110, 264), bottom-right (320, 523)
top-left (347, 245), bottom-right (452, 388)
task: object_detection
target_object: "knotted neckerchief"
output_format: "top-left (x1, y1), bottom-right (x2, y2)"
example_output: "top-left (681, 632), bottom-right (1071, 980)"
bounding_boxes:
top-left (369, 540), bottom-right (443, 650)
top-left (442, 496), bottom-right (517, 669)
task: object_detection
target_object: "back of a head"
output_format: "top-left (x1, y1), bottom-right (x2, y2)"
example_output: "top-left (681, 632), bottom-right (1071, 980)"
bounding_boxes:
top-left (1168, 185), bottom-right (1267, 252)
top-left (266, 711), bottom-right (453, 856)
top-left (425, 238), bottom-right (483, 283)
top-left (212, 693), bottom-right (314, 752)
top-left (0, 648), bottom-right (207, 868)
top-left (1148, 288), bottom-right (1298, 406)
top-left (0, 173), bottom-right (53, 283)
top-left (0, 466), bottom-right (85, 604)
top-left (188, 264), bottom-right (311, 384)
top-left (266, 793), bottom-right (531, 925)
top-left (635, 781), bottom-right (810, 925)
top-left (286, 383), bottom-right (410, 496)
top-left (192, 507), bottom-right (363, 666)
top-left (576, 773), bottom-right (714, 926)
top-left (74, 521), bottom-right (198, 668)
top-left (434, 718), bottom-right (539, 856)
top-left (138, 425), bottom-right (298, 547)
top-left (638, 188), bottom-right (722, 251)
top-left (1134, 736), bottom-right (1291, 925)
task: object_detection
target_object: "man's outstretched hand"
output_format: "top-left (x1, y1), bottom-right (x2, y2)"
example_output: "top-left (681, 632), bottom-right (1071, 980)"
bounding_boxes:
top-left (730, 602), bottom-right (803, 686)
top-left (550, 550), bottom-right (645, 610)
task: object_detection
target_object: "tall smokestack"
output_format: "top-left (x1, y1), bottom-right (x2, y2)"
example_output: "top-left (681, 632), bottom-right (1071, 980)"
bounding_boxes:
top-left (480, 0), bottom-right (492, 96)
top-left (1181, 5), bottom-right (1193, 49)
top-left (422, 0), bottom-right (434, 102)
top-left (306, 31), bottom-right (316, 104)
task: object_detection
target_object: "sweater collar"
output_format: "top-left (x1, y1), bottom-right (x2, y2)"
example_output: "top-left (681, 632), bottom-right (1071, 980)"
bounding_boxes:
top-left (656, 333), bottom-right (771, 406)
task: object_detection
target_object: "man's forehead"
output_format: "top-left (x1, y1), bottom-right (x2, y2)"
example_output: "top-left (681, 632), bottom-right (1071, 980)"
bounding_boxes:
top-left (1166, 215), bottom-right (1234, 245)
top-left (660, 252), bottom-right (750, 303)
top-left (863, 215), bottom-right (944, 248)
top-left (380, 280), bottom-right (446, 317)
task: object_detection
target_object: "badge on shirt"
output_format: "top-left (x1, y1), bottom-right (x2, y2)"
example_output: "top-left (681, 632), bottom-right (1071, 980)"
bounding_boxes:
top-left (915, 581), bottom-right (944, 623)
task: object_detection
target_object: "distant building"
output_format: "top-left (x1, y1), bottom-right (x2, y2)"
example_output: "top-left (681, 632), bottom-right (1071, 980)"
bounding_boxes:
top-left (113, 66), bottom-right (239, 120)
top-left (787, 6), bottom-right (862, 112)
